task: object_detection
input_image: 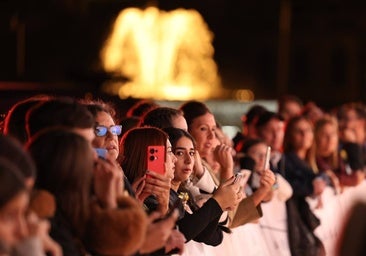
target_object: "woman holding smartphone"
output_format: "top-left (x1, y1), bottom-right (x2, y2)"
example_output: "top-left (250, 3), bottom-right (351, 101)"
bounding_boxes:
top-left (179, 100), bottom-right (275, 228)
top-left (84, 100), bottom-right (185, 255)
top-left (121, 127), bottom-right (242, 247)
top-left (163, 127), bottom-right (244, 247)
top-left (120, 127), bottom-right (175, 216)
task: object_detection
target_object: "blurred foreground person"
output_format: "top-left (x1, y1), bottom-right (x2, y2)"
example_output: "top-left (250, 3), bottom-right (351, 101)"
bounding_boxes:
top-left (27, 128), bottom-right (148, 256)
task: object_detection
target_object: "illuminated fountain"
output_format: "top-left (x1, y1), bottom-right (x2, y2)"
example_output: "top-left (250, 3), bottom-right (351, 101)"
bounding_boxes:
top-left (100, 6), bottom-right (227, 101)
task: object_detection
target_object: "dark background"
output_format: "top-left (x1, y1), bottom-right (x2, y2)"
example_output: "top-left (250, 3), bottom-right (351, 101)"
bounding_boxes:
top-left (1, 0), bottom-right (366, 113)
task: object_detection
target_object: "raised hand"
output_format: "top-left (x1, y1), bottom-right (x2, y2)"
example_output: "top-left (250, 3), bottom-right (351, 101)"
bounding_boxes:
top-left (143, 171), bottom-right (171, 215)
top-left (165, 229), bottom-right (186, 255)
top-left (26, 212), bottom-right (62, 256)
top-left (93, 155), bottom-right (124, 209)
top-left (132, 175), bottom-right (147, 202)
top-left (193, 150), bottom-right (205, 179)
top-left (139, 210), bottom-right (179, 254)
top-left (212, 176), bottom-right (243, 211)
top-left (252, 169), bottom-right (276, 205)
top-left (213, 144), bottom-right (234, 181)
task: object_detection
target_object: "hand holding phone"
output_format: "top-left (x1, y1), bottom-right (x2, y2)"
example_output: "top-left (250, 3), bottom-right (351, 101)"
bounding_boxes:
top-left (233, 173), bottom-right (243, 184)
top-left (233, 170), bottom-right (251, 186)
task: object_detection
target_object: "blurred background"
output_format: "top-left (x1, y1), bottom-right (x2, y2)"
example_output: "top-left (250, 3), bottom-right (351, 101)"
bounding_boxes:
top-left (1, 0), bottom-right (366, 126)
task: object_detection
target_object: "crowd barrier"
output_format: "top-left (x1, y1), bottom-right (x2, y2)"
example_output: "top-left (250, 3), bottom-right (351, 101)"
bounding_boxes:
top-left (178, 180), bottom-right (366, 256)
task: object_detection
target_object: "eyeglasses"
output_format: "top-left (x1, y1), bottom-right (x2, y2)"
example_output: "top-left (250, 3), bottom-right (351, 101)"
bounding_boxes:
top-left (95, 125), bottom-right (122, 137)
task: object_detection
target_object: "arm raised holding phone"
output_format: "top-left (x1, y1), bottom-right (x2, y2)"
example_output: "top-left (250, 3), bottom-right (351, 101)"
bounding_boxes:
top-left (251, 146), bottom-right (277, 205)
top-left (213, 176), bottom-right (244, 211)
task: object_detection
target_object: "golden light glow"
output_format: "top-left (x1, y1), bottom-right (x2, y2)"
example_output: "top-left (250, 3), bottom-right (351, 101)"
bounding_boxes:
top-left (234, 89), bottom-right (255, 102)
top-left (100, 7), bottom-right (222, 100)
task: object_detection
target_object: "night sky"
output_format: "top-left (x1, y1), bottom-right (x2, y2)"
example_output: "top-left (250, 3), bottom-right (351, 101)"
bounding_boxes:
top-left (1, 0), bottom-right (366, 109)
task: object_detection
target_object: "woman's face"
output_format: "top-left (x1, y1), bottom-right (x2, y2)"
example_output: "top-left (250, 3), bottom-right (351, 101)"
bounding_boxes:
top-left (188, 112), bottom-right (217, 158)
top-left (316, 123), bottom-right (338, 157)
top-left (173, 136), bottom-right (195, 183)
top-left (0, 191), bottom-right (29, 249)
top-left (291, 119), bottom-right (314, 151)
top-left (246, 142), bottom-right (267, 172)
top-left (342, 109), bottom-right (365, 142)
top-left (165, 140), bottom-right (177, 180)
top-left (92, 111), bottom-right (120, 160)
top-left (259, 119), bottom-right (285, 152)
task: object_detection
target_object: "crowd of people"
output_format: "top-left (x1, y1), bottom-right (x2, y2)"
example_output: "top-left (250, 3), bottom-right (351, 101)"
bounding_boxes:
top-left (0, 93), bottom-right (365, 256)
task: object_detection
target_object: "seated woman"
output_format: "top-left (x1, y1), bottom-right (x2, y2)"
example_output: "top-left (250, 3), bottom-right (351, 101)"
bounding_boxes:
top-left (120, 127), bottom-right (242, 247)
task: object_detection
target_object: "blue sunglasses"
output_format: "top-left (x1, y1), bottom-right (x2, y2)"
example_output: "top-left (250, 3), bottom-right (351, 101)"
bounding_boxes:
top-left (95, 125), bottom-right (122, 137)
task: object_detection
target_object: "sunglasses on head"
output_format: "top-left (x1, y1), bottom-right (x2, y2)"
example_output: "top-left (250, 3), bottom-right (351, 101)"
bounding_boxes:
top-left (95, 125), bottom-right (122, 137)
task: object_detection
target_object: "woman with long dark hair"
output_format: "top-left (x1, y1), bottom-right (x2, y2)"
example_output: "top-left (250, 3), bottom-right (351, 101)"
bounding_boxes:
top-left (27, 128), bottom-right (148, 256)
top-left (121, 127), bottom-right (242, 248)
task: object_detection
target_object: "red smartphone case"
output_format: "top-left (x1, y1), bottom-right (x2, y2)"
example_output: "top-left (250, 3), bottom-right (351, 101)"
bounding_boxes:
top-left (147, 145), bottom-right (166, 175)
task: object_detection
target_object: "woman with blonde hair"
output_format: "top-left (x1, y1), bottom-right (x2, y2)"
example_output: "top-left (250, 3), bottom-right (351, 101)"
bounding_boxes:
top-left (283, 116), bottom-right (326, 256)
top-left (310, 115), bottom-right (365, 192)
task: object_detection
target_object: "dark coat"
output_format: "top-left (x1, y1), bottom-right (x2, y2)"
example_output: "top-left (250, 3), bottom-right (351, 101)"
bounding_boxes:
top-left (283, 153), bottom-right (326, 256)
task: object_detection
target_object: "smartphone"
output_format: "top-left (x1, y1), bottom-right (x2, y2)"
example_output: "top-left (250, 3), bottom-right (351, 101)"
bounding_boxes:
top-left (95, 148), bottom-right (108, 159)
top-left (263, 146), bottom-right (271, 170)
top-left (239, 169), bottom-right (251, 185)
top-left (233, 172), bottom-right (243, 184)
top-left (146, 145), bottom-right (165, 175)
top-left (233, 169), bottom-right (251, 186)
